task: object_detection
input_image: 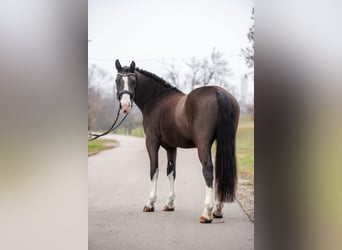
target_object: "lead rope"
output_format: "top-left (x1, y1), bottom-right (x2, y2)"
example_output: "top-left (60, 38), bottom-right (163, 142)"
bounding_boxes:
top-left (88, 107), bottom-right (129, 141)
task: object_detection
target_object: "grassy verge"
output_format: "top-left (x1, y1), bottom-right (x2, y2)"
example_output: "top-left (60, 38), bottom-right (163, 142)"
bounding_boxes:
top-left (236, 115), bottom-right (254, 182)
top-left (131, 127), bottom-right (145, 137)
top-left (235, 114), bottom-right (254, 221)
top-left (88, 139), bottom-right (118, 156)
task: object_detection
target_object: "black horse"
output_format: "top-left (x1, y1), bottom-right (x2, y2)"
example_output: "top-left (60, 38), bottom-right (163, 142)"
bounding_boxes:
top-left (115, 59), bottom-right (240, 223)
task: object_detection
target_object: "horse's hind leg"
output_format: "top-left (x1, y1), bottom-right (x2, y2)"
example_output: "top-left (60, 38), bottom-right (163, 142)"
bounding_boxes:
top-left (197, 144), bottom-right (214, 223)
top-left (213, 202), bottom-right (224, 218)
top-left (213, 181), bottom-right (223, 218)
top-left (164, 147), bottom-right (177, 211)
top-left (213, 182), bottom-right (224, 218)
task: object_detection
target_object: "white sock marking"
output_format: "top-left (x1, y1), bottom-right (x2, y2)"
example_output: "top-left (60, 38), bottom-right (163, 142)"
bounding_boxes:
top-left (166, 171), bottom-right (176, 208)
top-left (215, 202), bottom-right (224, 211)
top-left (214, 202), bottom-right (224, 217)
top-left (146, 168), bottom-right (159, 208)
top-left (202, 186), bottom-right (214, 219)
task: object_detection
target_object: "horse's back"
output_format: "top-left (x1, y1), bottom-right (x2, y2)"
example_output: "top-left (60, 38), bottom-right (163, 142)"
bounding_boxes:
top-left (187, 86), bottom-right (237, 105)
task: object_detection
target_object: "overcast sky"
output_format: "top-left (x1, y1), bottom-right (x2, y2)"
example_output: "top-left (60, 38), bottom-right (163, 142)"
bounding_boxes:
top-left (89, 0), bottom-right (254, 95)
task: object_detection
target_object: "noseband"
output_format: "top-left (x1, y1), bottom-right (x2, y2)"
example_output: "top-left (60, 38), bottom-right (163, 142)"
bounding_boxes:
top-left (116, 72), bottom-right (136, 101)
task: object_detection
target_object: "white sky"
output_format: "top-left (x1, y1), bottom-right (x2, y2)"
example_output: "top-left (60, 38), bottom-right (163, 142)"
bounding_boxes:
top-left (89, 0), bottom-right (254, 97)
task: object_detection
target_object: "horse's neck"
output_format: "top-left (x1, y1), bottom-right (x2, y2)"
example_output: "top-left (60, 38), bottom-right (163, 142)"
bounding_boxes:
top-left (134, 74), bottom-right (174, 114)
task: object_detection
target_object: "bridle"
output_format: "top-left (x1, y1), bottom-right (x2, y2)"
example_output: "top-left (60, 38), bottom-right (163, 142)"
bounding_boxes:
top-left (88, 72), bottom-right (136, 141)
top-left (116, 72), bottom-right (136, 104)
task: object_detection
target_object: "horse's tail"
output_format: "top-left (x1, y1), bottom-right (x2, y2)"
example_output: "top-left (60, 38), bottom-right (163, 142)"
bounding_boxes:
top-left (215, 91), bottom-right (239, 203)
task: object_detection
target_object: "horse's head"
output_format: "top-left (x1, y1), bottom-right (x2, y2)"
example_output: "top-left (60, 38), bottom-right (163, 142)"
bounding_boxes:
top-left (115, 59), bottom-right (136, 114)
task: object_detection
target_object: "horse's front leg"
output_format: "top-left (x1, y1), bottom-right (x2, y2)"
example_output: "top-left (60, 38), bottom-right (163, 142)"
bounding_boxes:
top-left (143, 138), bottom-right (160, 212)
top-left (163, 147), bottom-right (177, 211)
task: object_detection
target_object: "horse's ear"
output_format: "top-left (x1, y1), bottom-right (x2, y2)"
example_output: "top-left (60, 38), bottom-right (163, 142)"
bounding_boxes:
top-left (130, 61), bottom-right (135, 72)
top-left (115, 59), bottom-right (122, 71)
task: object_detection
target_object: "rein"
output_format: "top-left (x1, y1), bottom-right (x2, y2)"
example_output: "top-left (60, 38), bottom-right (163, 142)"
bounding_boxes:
top-left (88, 107), bottom-right (129, 141)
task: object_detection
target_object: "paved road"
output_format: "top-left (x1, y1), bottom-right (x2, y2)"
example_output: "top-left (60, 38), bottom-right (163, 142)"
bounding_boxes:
top-left (89, 135), bottom-right (254, 250)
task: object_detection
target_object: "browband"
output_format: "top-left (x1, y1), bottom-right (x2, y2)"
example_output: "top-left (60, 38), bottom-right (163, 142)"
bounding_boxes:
top-left (117, 73), bottom-right (136, 76)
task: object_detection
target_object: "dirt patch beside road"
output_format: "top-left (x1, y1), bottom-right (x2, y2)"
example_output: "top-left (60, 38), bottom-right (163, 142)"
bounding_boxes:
top-left (236, 173), bottom-right (254, 222)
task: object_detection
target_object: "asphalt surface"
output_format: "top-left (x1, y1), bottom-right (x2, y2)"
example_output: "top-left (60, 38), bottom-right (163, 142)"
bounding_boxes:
top-left (89, 135), bottom-right (254, 250)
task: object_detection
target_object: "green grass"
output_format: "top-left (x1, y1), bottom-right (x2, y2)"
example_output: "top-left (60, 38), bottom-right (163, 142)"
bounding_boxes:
top-left (238, 113), bottom-right (254, 124)
top-left (130, 127), bottom-right (145, 137)
top-left (236, 115), bottom-right (254, 180)
top-left (88, 139), bottom-right (117, 156)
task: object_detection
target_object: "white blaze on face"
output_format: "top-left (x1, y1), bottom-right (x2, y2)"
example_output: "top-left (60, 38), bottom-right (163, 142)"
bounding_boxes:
top-left (120, 76), bottom-right (132, 113)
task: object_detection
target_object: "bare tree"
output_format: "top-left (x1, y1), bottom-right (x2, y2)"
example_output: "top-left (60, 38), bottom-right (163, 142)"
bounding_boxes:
top-left (88, 64), bottom-right (114, 94)
top-left (241, 8), bottom-right (254, 71)
top-left (88, 86), bottom-right (103, 131)
top-left (241, 8), bottom-right (254, 119)
top-left (95, 95), bottom-right (120, 131)
top-left (163, 48), bottom-right (233, 92)
top-left (162, 61), bottom-right (180, 88)
top-left (185, 57), bottom-right (202, 90)
top-left (187, 48), bottom-right (233, 89)
top-left (88, 64), bottom-right (115, 131)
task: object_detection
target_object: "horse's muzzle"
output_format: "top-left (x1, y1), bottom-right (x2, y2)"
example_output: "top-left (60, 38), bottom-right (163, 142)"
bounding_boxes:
top-left (120, 101), bottom-right (132, 114)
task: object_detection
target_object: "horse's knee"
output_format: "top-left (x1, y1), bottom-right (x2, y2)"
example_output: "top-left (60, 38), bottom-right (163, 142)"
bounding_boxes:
top-left (150, 167), bottom-right (158, 180)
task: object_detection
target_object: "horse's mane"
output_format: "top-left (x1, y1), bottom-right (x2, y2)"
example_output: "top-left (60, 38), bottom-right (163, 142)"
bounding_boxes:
top-left (135, 68), bottom-right (178, 90)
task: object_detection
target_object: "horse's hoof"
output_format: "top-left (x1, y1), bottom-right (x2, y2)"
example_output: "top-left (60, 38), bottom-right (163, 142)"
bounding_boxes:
top-left (200, 216), bottom-right (213, 223)
top-left (163, 205), bottom-right (175, 211)
top-left (213, 211), bottom-right (223, 218)
top-left (143, 206), bottom-right (154, 212)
